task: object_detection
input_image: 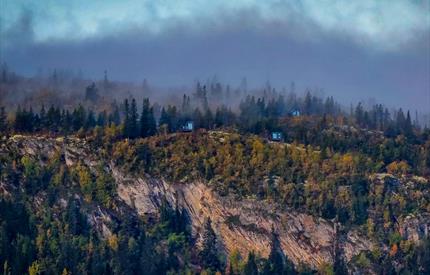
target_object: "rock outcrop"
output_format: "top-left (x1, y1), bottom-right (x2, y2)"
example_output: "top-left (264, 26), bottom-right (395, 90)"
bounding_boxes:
top-left (5, 135), bottom-right (430, 271)
top-left (115, 167), bottom-right (373, 269)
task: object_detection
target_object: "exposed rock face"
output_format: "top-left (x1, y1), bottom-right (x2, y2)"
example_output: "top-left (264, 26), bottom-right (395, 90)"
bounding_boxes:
top-left (398, 214), bottom-right (430, 242)
top-left (6, 135), bottom-right (429, 271)
top-left (115, 167), bottom-right (373, 269)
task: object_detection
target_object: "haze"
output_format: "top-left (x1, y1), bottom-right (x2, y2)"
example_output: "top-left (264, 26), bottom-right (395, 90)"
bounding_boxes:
top-left (1, 0), bottom-right (429, 112)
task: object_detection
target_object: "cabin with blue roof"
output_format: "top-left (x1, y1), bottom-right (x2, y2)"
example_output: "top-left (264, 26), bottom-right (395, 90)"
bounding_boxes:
top-left (270, 131), bottom-right (283, 141)
top-left (181, 121), bottom-right (194, 132)
top-left (290, 109), bottom-right (301, 117)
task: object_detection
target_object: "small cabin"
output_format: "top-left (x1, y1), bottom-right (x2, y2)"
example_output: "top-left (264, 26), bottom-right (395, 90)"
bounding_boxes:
top-left (182, 121), bottom-right (194, 132)
top-left (290, 109), bottom-right (301, 117)
top-left (270, 132), bottom-right (283, 141)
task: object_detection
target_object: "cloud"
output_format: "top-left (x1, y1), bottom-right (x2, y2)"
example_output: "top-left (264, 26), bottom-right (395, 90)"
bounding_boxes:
top-left (1, 0), bottom-right (428, 113)
top-left (1, 0), bottom-right (429, 51)
top-left (1, 8), bottom-right (34, 48)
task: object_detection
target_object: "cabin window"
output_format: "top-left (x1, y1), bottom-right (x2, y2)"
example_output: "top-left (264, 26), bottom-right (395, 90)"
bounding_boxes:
top-left (271, 132), bottom-right (282, 140)
top-left (183, 121), bottom-right (194, 131)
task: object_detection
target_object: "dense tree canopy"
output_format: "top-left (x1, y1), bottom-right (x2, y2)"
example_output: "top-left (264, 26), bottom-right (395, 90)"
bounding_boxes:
top-left (1, 84), bottom-right (429, 274)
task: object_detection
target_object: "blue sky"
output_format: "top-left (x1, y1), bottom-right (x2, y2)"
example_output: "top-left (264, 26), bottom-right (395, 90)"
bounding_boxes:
top-left (1, 0), bottom-right (429, 111)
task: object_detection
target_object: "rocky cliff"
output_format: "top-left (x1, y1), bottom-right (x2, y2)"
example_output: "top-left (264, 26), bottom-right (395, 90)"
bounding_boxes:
top-left (2, 135), bottom-right (429, 271)
top-left (115, 168), bottom-right (373, 269)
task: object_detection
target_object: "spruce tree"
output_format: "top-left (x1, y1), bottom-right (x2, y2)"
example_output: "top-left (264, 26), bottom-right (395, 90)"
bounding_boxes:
top-left (204, 108), bottom-right (213, 129)
top-left (72, 105), bottom-right (86, 131)
top-left (85, 110), bottom-right (96, 130)
top-left (123, 99), bottom-right (130, 138)
top-left (244, 251), bottom-right (259, 275)
top-left (193, 108), bottom-right (203, 129)
top-left (417, 237), bottom-right (430, 274)
top-left (405, 110), bottom-right (414, 138)
top-left (14, 106), bottom-right (23, 132)
top-left (166, 105), bottom-right (177, 132)
top-left (159, 108), bottom-right (169, 127)
top-left (267, 226), bottom-right (295, 275)
top-left (129, 98), bottom-right (139, 138)
top-left (39, 104), bottom-right (46, 130)
top-left (27, 107), bottom-right (35, 132)
top-left (47, 105), bottom-right (57, 131)
top-left (181, 94), bottom-right (191, 114)
top-left (140, 98), bottom-right (156, 138)
top-left (0, 106), bottom-right (7, 134)
top-left (111, 104), bottom-right (121, 126)
top-left (63, 110), bottom-right (72, 134)
top-left (173, 199), bottom-right (186, 234)
top-left (333, 243), bottom-right (348, 275)
top-left (199, 218), bottom-right (221, 271)
top-left (268, 226), bottom-right (284, 274)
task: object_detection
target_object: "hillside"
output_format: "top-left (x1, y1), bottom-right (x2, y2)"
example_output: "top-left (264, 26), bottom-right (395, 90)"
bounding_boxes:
top-left (1, 132), bottom-right (429, 274)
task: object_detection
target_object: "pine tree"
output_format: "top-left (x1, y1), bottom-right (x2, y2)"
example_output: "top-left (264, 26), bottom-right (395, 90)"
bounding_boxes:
top-left (47, 105), bottom-right (58, 131)
top-left (418, 237), bottom-right (430, 274)
top-left (14, 106), bottom-right (26, 132)
top-left (267, 226), bottom-right (295, 275)
top-left (0, 106), bottom-right (7, 134)
top-left (111, 104), bottom-right (121, 126)
top-left (97, 111), bottom-right (107, 127)
top-left (39, 105), bottom-right (46, 130)
top-left (268, 226), bottom-right (284, 274)
top-left (123, 99), bottom-right (130, 138)
top-left (173, 199), bottom-right (187, 234)
top-left (28, 108), bottom-right (35, 132)
top-left (85, 82), bottom-right (99, 102)
top-left (85, 110), bottom-right (96, 130)
top-left (147, 108), bottom-right (156, 135)
top-left (192, 108), bottom-right (203, 129)
top-left (181, 94), bottom-right (191, 114)
top-left (405, 110), bottom-right (414, 138)
top-left (355, 103), bottom-right (364, 127)
top-left (63, 110), bottom-right (72, 134)
top-left (160, 197), bottom-right (173, 226)
top-left (129, 99), bottom-right (139, 138)
top-left (159, 107), bottom-right (171, 135)
top-left (204, 108), bottom-right (214, 129)
top-left (228, 263), bottom-right (235, 275)
top-left (159, 107), bottom-right (169, 126)
top-left (244, 251), bottom-right (259, 275)
top-left (304, 91), bottom-right (312, 115)
top-left (199, 218), bottom-right (221, 271)
top-left (396, 108), bottom-right (406, 133)
top-left (72, 105), bottom-right (86, 131)
top-left (140, 98), bottom-right (156, 138)
top-left (333, 238), bottom-right (347, 274)
top-left (165, 105), bottom-right (178, 132)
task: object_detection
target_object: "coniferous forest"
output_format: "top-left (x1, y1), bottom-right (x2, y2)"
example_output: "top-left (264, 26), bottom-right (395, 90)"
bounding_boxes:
top-left (1, 1), bottom-right (430, 274)
top-left (1, 69), bottom-right (430, 274)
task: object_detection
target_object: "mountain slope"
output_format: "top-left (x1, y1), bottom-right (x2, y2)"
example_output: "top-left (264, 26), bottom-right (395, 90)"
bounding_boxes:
top-left (1, 134), bottom-right (429, 273)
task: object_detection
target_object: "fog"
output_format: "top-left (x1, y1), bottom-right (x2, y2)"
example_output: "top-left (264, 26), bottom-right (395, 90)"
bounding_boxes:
top-left (1, 1), bottom-right (429, 113)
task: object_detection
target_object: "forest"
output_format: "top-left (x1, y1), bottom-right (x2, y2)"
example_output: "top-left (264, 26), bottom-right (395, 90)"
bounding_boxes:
top-left (2, 0), bottom-right (430, 273)
top-left (1, 72), bottom-right (430, 275)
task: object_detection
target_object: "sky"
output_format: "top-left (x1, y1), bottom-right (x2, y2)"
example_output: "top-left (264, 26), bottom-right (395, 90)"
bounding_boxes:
top-left (1, 0), bottom-right (429, 111)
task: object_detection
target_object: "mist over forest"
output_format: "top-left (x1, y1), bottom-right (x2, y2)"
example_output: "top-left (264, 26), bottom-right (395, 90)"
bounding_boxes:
top-left (1, 1), bottom-right (430, 275)
top-left (0, 65), bottom-right (429, 128)
top-left (1, 1), bottom-right (429, 114)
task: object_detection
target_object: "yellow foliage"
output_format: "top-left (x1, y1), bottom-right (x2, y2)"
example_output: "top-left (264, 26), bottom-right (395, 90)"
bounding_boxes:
top-left (340, 154), bottom-right (354, 171)
top-left (28, 261), bottom-right (41, 275)
top-left (108, 234), bottom-right (119, 251)
top-left (250, 139), bottom-right (264, 167)
top-left (387, 161), bottom-right (410, 175)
